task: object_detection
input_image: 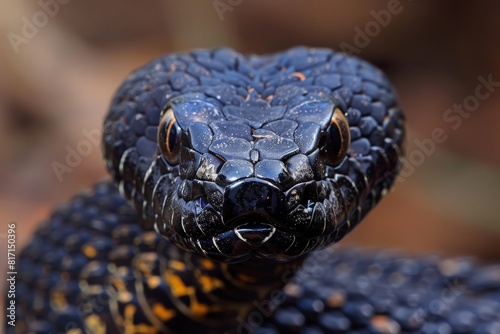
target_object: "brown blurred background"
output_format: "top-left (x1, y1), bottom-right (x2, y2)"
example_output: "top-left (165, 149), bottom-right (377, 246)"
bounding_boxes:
top-left (0, 0), bottom-right (499, 277)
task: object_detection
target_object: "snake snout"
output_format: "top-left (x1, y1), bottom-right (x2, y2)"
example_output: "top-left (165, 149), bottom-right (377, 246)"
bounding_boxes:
top-left (222, 178), bottom-right (287, 225)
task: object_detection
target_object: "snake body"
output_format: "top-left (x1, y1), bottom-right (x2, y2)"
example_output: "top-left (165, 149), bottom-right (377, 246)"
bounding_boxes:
top-left (9, 48), bottom-right (500, 333)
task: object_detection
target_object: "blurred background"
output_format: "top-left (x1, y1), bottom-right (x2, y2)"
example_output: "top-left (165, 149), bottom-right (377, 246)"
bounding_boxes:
top-left (0, 0), bottom-right (499, 277)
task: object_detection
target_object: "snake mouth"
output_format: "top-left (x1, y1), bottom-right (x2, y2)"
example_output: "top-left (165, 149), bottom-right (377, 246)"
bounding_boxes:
top-left (233, 221), bottom-right (276, 247)
top-left (191, 218), bottom-right (322, 263)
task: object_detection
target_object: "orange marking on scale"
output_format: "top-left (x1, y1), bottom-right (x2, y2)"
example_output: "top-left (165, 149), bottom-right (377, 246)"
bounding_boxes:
top-left (111, 276), bottom-right (127, 292)
top-left (169, 260), bottom-right (186, 271)
top-left (190, 300), bottom-right (209, 317)
top-left (84, 315), bottom-right (106, 334)
top-left (147, 276), bottom-right (161, 289)
top-left (201, 259), bottom-right (214, 270)
top-left (82, 245), bottom-right (97, 258)
top-left (51, 291), bottom-right (68, 309)
top-left (166, 273), bottom-right (194, 297)
top-left (291, 72), bottom-right (306, 81)
top-left (199, 274), bottom-right (224, 292)
top-left (133, 324), bottom-right (158, 334)
top-left (152, 303), bottom-right (176, 321)
top-left (118, 291), bottom-right (133, 303)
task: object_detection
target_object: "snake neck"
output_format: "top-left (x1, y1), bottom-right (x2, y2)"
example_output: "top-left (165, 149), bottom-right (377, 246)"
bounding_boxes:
top-left (163, 245), bottom-right (306, 333)
top-left (111, 233), bottom-right (306, 333)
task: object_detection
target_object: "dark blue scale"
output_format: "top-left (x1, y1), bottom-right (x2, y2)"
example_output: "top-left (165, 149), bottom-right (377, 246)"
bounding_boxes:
top-left (195, 55), bottom-right (227, 73)
top-left (202, 181), bottom-right (224, 210)
top-left (271, 85), bottom-right (308, 105)
top-left (254, 159), bottom-right (293, 187)
top-left (285, 154), bottom-right (315, 183)
top-left (209, 137), bottom-right (252, 161)
top-left (255, 136), bottom-right (299, 161)
top-left (294, 122), bottom-right (322, 155)
top-left (210, 120), bottom-right (253, 141)
top-left (222, 104), bottom-right (286, 129)
top-left (60, 254), bottom-right (88, 280)
top-left (262, 119), bottom-right (298, 139)
top-left (169, 71), bottom-right (198, 91)
top-left (216, 160), bottom-right (254, 185)
top-left (285, 100), bottom-right (336, 128)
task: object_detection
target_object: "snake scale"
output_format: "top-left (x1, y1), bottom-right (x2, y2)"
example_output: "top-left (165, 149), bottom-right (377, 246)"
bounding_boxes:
top-left (7, 48), bottom-right (500, 334)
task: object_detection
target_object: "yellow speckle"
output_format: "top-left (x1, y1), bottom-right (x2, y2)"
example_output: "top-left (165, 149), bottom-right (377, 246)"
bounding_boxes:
top-left (136, 253), bottom-right (158, 274)
top-left (201, 259), bottom-right (214, 270)
top-left (147, 276), bottom-right (161, 289)
top-left (152, 303), bottom-right (175, 321)
top-left (124, 306), bottom-right (133, 334)
top-left (371, 315), bottom-right (401, 334)
top-left (190, 301), bottom-right (209, 317)
top-left (199, 275), bottom-right (224, 292)
top-left (166, 273), bottom-right (193, 297)
top-left (83, 245), bottom-right (97, 258)
top-left (125, 303), bottom-right (135, 315)
top-left (111, 277), bottom-right (127, 292)
top-left (133, 324), bottom-right (158, 334)
top-left (169, 260), bottom-right (186, 271)
top-left (118, 291), bottom-right (133, 303)
top-left (123, 304), bottom-right (158, 334)
top-left (66, 329), bottom-right (83, 334)
top-left (326, 291), bottom-right (345, 308)
top-left (85, 315), bottom-right (106, 334)
top-left (51, 291), bottom-right (68, 309)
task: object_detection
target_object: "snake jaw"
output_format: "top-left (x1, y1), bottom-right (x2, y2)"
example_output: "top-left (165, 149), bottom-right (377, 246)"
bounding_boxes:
top-left (152, 174), bottom-right (350, 263)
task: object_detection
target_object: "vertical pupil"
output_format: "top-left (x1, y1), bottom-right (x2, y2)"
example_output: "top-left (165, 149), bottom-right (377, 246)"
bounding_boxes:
top-left (166, 117), bottom-right (178, 154)
top-left (329, 125), bottom-right (342, 156)
top-left (326, 108), bottom-right (350, 165)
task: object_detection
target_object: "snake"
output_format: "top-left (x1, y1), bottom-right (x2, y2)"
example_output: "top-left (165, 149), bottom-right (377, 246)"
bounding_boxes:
top-left (8, 47), bottom-right (500, 334)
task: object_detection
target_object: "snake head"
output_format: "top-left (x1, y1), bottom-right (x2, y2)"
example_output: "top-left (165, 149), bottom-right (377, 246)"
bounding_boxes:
top-left (104, 48), bottom-right (404, 264)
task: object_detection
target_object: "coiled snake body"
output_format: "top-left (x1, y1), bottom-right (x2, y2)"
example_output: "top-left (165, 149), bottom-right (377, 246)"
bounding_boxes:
top-left (9, 48), bottom-right (500, 333)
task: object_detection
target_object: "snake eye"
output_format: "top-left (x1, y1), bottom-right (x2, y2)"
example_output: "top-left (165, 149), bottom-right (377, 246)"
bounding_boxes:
top-left (158, 107), bottom-right (182, 165)
top-left (326, 107), bottom-right (350, 165)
